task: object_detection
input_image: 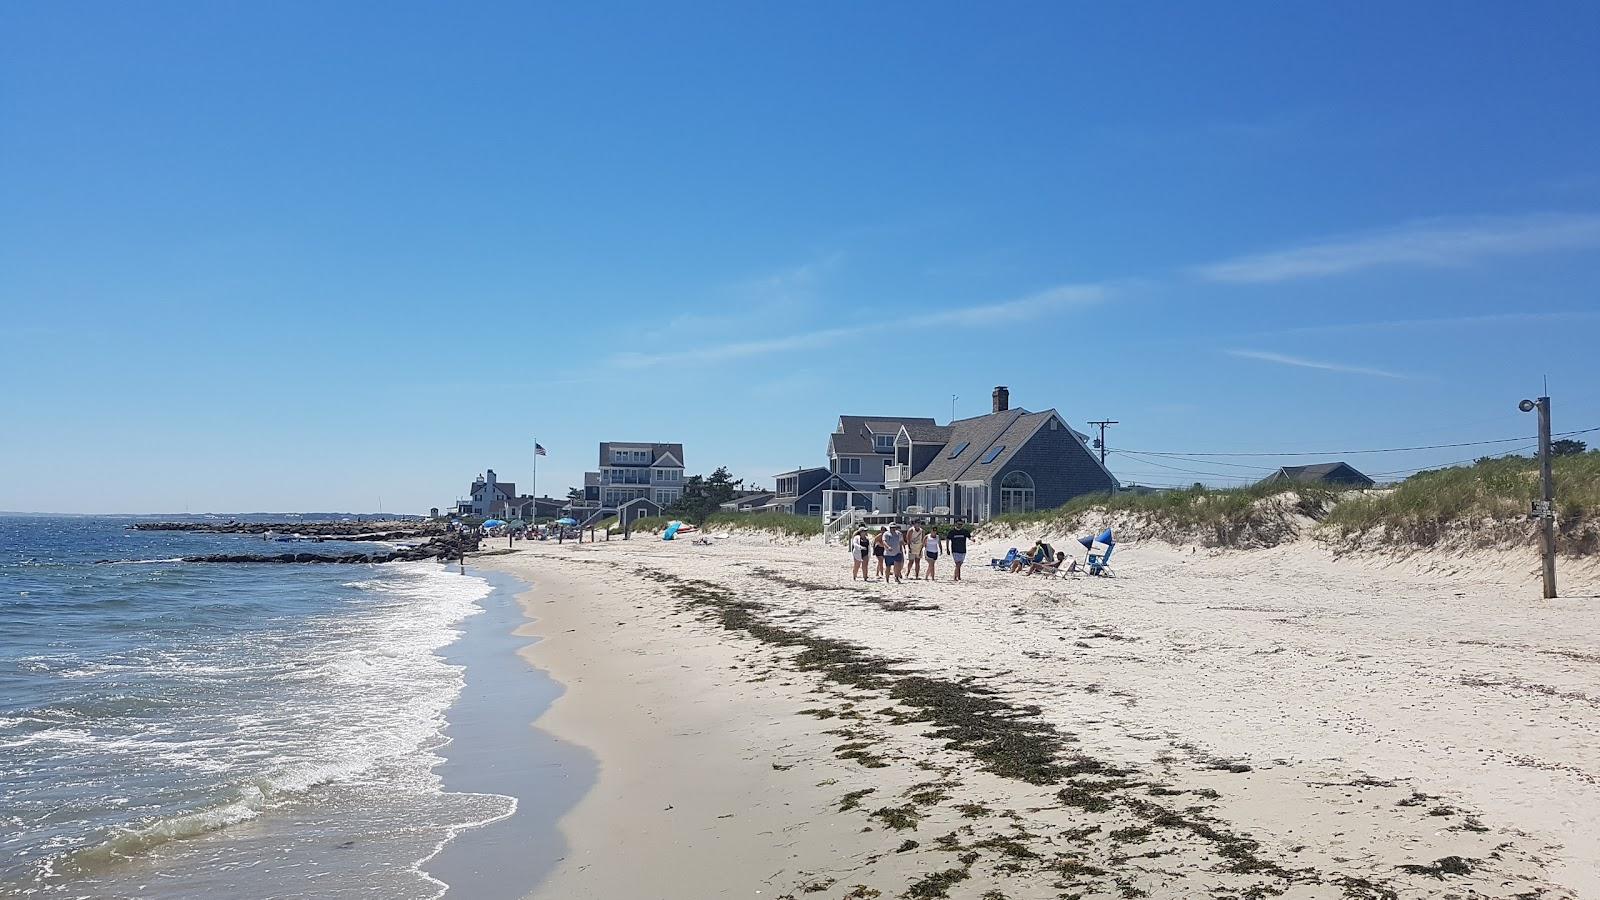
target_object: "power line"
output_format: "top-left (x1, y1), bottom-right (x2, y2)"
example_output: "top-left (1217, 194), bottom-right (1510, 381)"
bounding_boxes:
top-left (1108, 451), bottom-right (1261, 480)
top-left (1118, 450), bottom-right (1278, 472)
top-left (1118, 425), bottom-right (1600, 458)
top-left (1364, 445), bottom-right (1537, 479)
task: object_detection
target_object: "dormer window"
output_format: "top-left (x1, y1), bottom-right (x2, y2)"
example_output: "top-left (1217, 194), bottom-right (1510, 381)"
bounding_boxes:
top-left (874, 434), bottom-right (895, 452)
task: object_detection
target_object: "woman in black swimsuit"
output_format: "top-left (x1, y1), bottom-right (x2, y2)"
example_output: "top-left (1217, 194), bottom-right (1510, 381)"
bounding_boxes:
top-left (851, 528), bottom-right (871, 581)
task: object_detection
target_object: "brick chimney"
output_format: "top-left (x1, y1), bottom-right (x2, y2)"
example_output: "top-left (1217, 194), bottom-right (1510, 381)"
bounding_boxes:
top-left (992, 385), bottom-right (1009, 413)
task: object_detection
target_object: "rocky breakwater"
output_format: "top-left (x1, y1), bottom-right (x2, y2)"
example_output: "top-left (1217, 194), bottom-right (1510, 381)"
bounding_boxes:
top-left (132, 520), bottom-right (446, 540)
top-left (180, 531), bottom-right (481, 564)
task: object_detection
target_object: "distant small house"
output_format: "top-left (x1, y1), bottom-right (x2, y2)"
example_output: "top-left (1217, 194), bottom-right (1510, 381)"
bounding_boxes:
top-left (721, 492), bottom-right (776, 512)
top-left (456, 470), bottom-right (518, 518)
top-left (760, 468), bottom-right (857, 517)
top-left (1260, 462), bottom-right (1374, 489)
top-left (560, 441), bottom-right (686, 528)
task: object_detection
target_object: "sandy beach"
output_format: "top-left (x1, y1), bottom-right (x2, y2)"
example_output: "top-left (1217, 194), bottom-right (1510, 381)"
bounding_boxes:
top-left (474, 532), bottom-right (1600, 900)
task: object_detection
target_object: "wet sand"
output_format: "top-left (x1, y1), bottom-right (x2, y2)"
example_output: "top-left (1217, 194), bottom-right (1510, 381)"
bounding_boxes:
top-left (424, 568), bottom-right (595, 898)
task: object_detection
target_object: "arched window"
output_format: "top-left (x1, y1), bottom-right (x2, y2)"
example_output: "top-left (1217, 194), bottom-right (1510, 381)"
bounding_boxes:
top-left (999, 471), bottom-right (1035, 514)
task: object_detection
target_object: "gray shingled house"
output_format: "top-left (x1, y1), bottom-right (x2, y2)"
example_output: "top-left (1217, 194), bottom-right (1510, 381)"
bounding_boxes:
top-left (823, 386), bottom-right (1118, 522)
top-left (827, 415), bottom-right (942, 491)
top-left (760, 468), bottom-right (859, 517)
top-left (559, 441), bottom-right (686, 527)
top-left (1260, 462), bottom-right (1374, 489)
top-left (891, 387), bottom-right (1117, 519)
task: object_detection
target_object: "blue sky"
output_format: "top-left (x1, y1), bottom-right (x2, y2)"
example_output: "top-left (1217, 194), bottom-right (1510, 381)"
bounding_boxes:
top-left (3, 2), bottom-right (1598, 513)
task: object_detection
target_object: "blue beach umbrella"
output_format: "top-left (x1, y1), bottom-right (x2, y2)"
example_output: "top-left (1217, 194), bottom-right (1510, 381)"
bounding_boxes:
top-left (555, 517), bottom-right (578, 526)
top-left (482, 519), bottom-right (506, 528)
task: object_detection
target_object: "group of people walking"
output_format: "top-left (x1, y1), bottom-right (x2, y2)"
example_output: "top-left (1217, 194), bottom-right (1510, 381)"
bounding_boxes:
top-left (849, 520), bottom-right (973, 583)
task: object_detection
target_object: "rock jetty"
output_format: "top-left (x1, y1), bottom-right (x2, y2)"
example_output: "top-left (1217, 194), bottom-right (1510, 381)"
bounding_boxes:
top-left (132, 520), bottom-right (445, 540)
top-left (179, 531), bottom-right (480, 564)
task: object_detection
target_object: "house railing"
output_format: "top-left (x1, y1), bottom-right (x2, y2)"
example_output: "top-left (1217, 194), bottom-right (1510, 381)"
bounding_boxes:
top-left (884, 464), bottom-right (912, 485)
top-left (823, 508), bottom-right (862, 544)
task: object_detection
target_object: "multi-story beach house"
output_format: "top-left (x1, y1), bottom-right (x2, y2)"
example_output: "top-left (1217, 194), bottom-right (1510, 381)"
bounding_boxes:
top-left (453, 470), bottom-right (562, 522)
top-left (826, 415), bottom-right (941, 491)
top-left (561, 442), bottom-right (686, 527)
top-left (822, 386), bottom-right (1118, 523)
top-left (456, 470), bottom-right (517, 518)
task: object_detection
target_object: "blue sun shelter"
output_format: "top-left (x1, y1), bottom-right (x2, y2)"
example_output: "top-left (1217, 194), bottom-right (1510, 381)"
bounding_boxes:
top-left (1087, 527), bottom-right (1115, 576)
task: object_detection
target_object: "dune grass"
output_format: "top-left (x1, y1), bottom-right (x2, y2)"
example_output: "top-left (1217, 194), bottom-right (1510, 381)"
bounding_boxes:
top-left (704, 511), bottom-right (825, 538)
top-left (977, 452), bottom-right (1599, 553)
top-left (1324, 452), bottom-right (1600, 534)
top-left (987, 481), bottom-right (1341, 534)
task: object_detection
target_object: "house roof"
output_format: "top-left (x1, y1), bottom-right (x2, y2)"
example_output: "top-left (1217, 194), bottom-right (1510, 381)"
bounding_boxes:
top-left (899, 421), bottom-right (954, 443)
top-left (1268, 462), bottom-right (1373, 485)
top-left (904, 408), bottom-right (1032, 484)
top-left (773, 466), bottom-right (831, 479)
top-left (830, 415), bottom-right (938, 455)
top-left (598, 442), bottom-right (686, 466)
top-left (722, 492), bottom-right (776, 508)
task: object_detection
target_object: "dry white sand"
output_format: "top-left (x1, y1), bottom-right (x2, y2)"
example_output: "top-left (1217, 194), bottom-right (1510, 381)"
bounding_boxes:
top-left (474, 531), bottom-right (1600, 900)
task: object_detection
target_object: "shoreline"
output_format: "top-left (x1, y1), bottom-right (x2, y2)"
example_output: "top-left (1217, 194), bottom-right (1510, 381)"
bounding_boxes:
top-left (469, 533), bottom-right (1599, 899)
top-left (424, 566), bottom-right (595, 898)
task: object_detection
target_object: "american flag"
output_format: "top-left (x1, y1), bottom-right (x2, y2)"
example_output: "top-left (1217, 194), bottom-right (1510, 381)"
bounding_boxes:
top-left (535, 443), bottom-right (547, 456)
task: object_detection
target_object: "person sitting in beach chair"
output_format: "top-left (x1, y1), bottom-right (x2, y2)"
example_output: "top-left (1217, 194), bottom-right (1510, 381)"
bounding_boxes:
top-left (1010, 541), bottom-right (1050, 574)
top-left (990, 548), bottom-right (1019, 570)
top-left (1025, 551), bottom-right (1070, 577)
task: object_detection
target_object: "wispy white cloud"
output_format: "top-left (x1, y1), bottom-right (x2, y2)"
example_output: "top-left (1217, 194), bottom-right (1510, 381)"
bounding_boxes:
top-left (1225, 349), bottom-right (1410, 379)
top-left (1243, 310), bottom-right (1600, 338)
top-left (1195, 212), bottom-right (1600, 284)
top-left (734, 252), bottom-right (842, 300)
top-left (664, 253), bottom-right (844, 334)
top-left (611, 282), bottom-right (1109, 369)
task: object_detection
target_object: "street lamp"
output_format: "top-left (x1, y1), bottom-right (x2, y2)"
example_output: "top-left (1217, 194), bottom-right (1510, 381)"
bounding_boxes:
top-left (1519, 396), bottom-right (1556, 599)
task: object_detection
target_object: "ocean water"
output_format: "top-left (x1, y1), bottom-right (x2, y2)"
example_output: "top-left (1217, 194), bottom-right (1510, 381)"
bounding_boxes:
top-left (0, 516), bottom-right (514, 898)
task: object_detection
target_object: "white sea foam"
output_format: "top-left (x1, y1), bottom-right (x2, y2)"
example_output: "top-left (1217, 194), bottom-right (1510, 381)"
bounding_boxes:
top-left (10, 561), bottom-right (513, 897)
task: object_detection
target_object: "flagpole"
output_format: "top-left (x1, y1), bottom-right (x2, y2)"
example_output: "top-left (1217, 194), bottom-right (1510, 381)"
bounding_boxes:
top-left (531, 437), bottom-right (538, 520)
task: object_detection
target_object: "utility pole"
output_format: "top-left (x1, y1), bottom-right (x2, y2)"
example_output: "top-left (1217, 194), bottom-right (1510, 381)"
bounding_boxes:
top-left (1519, 394), bottom-right (1557, 599)
top-left (1087, 420), bottom-right (1118, 465)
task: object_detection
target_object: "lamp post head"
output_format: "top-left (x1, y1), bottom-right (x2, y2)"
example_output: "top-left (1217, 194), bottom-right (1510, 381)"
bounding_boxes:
top-left (1519, 399), bottom-right (1537, 413)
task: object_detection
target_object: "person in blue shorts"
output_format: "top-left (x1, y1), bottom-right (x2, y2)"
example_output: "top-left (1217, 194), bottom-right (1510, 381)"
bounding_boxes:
top-left (881, 522), bottom-right (905, 584)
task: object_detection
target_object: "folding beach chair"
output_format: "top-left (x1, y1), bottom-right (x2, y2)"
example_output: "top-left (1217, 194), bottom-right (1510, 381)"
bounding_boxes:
top-left (1078, 528), bottom-right (1117, 577)
top-left (1086, 543), bottom-right (1115, 577)
top-left (1047, 557), bottom-right (1081, 579)
top-left (990, 548), bottom-right (1019, 570)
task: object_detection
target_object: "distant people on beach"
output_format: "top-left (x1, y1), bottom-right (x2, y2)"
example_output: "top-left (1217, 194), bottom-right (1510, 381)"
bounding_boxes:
top-left (850, 527), bottom-right (871, 581)
top-left (904, 522), bottom-right (925, 579)
top-left (849, 518), bottom-right (977, 585)
top-left (1010, 540), bottom-right (1048, 574)
top-left (1026, 551), bottom-right (1069, 576)
top-left (882, 523), bottom-right (905, 584)
top-left (947, 520), bottom-right (971, 581)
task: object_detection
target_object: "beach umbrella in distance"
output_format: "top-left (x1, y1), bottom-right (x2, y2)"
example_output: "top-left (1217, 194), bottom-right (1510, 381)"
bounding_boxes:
top-left (555, 517), bottom-right (577, 526)
top-left (482, 519), bottom-right (506, 528)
